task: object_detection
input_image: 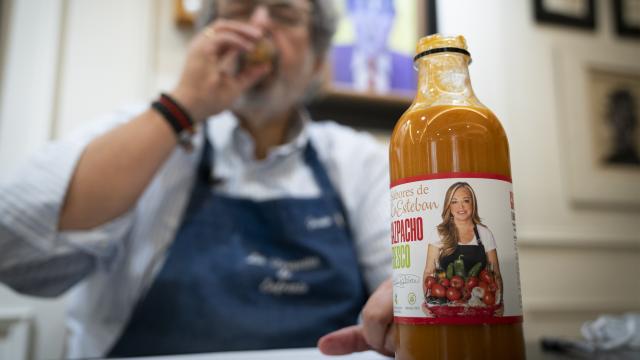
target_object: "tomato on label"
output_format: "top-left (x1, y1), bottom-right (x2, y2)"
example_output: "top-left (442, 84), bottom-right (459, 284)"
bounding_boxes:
top-left (432, 284), bottom-right (446, 298)
top-left (478, 281), bottom-right (489, 292)
top-left (450, 275), bottom-right (464, 289)
top-left (466, 276), bottom-right (479, 289)
top-left (440, 279), bottom-right (450, 287)
top-left (483, 292), bottom-right (496, 306)
top-left (425, 276), bottom-right (437, 290)
top-left (480, 269), bottom-right (493, 284)
top-left (446, 287), bottom-right (462, 301)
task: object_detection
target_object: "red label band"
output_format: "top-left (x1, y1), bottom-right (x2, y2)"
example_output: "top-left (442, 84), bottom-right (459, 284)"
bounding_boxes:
top-left (394, 315), bottom-right (523, 326)
top-left (390, 172), bottom-right (512, 188)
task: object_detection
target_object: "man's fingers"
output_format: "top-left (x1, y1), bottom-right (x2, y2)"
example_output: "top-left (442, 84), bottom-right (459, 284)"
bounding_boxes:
top-left (317, 283), bottom-right (396, 359)
top-left (217, 48), bottom-right (241, 76)
top-left (361, 279), bottom-right (394, 351)
top-left (317, 325), bottom-right (370, 355)
top-left (211, 19), bottom-right (263, 41)
top-left (383, 323), bottom-right (396, 355)
top-left (204, 31), bottom-right (255, 55)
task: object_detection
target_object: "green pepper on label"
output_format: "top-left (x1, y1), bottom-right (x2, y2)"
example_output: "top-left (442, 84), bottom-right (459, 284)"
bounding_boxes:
top-left (446, 263), bottom-right (454, 279)
top-left (468, 261), bottom-right (482, 277)
top-left (453, 254), bottom-right (466, 278)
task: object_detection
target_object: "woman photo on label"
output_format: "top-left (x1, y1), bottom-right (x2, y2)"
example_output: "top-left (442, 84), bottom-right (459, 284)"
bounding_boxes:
top-left (422, 182), bottom-right (504, 316)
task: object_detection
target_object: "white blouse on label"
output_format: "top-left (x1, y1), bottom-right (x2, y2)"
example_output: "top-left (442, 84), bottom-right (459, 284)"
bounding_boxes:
top-left (426, 224), bottom-right (497, 252)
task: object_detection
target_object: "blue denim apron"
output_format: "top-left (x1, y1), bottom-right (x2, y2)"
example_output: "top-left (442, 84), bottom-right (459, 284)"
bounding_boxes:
top-left (108, 132), bottom-right (367, 357)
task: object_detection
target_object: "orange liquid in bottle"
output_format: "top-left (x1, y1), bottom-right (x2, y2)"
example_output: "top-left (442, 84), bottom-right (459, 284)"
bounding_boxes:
top-left (390, 35), bottom-right (525, 359)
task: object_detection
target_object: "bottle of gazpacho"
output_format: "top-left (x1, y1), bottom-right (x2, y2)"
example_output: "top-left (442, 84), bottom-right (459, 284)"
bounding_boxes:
top-left (390, 34), bottom-right (526, 359)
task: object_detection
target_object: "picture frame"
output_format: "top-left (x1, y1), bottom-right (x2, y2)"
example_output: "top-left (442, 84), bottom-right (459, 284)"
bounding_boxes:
top-left (590, 68), bottom-right (640, 167)
top-left (325, 0), bottom-right (437, 103)
top-left (534, 0), bottom-right (596, 30)
top-left (554, 45), bottom-right (640, 208)
top-left (174, 0), bottom-right (201, 27)
top-left (613, 0), bottom-right (640, 38)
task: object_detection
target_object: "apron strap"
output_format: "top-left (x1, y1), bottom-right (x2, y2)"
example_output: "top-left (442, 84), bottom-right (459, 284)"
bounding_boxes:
top-left (302, 141), bottom-right (338, 198)
top-left (198, 128), bottom-right (216, 184)
top-left (473, 225), bottom-right (482, 246)
top-left (302, 141), bottom-right (352, 236)
top-left (474, 225), bottom-right (486, 256)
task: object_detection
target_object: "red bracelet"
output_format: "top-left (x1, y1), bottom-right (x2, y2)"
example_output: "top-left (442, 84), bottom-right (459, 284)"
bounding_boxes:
top-left (152, 93), bottom-right (195, 150)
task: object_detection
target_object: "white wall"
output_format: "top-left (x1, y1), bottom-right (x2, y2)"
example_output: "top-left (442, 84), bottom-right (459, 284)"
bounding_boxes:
top-left (0, 0), bottom-right (9, 107)
top-left (0, 1), bottom-right (68, 359)
top-left (0, 0), bottom-right (156, 359)
top-left (54, 0), bottom-right (155, 137)
top-left (0, 0), bottom-right (639, 358)
top-left (0, 0), bottom-right (64, 178)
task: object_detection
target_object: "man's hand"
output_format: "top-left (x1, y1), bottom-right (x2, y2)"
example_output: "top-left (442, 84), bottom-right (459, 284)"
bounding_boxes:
top-left (59, 19), bottom-right (271, 231)
top-left (171, 20), bottom-right (272, 123)
top-left (317, 279), bottom-right (395, 357)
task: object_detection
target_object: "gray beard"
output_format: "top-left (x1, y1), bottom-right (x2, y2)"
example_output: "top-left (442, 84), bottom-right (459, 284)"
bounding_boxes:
top-left (233, 86), bottom-right (274, 115)
top-left (235, 72), bottom-right (280, 106)
top-left (232, 79), bottom-right (298, 128)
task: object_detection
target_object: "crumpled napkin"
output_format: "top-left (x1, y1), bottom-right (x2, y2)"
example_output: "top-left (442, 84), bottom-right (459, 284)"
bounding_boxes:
top-left (580, 313), bottom-right (640, 351)
top-left (541, 313), bottom-right (640, 357)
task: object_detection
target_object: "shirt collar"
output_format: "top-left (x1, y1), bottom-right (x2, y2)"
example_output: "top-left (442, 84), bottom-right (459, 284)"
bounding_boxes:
top-left (206, 108), bottom-right (311, 164)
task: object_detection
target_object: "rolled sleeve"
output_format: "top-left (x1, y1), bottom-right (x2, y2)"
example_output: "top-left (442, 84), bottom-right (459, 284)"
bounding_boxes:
top-left (0, 108), bottom-right (140, 296)
top-left (0, 213), bottom-right (134, 297)
top-left (1, 137), bottom-right (89, 251)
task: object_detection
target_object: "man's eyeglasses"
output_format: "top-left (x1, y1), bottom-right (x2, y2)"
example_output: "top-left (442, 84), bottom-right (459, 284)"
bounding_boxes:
top-left (218, 0), bottom-right (312, 27)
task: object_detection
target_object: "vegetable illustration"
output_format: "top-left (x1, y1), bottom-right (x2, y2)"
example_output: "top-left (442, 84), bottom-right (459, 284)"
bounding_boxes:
top-left (453, 255), bottom-right (466, 277)
top-left (446, 263), bottom-right (454, 279)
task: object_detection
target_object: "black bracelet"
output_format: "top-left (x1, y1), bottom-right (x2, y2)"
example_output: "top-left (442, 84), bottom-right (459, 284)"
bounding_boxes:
top-left (151, 93), bottom-right (195, 149)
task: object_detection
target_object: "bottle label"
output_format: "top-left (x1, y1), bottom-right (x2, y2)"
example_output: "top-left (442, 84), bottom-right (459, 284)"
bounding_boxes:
top-left (391, 173), bottom-right (523, 325)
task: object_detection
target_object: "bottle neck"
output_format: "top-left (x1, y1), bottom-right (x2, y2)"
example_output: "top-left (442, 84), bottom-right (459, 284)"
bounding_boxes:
top-left (413, 52), bottom-right (483, 108)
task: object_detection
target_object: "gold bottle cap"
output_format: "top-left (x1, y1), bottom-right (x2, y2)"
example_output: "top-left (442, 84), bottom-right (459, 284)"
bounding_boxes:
top-left (414, 34), bottom-right (471, 63)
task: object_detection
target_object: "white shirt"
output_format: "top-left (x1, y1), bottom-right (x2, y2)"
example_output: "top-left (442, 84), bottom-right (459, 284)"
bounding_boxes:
top-left (426, 224), bottom-right (497, 252)
top-left (0, 107), bottom-right (392, 358)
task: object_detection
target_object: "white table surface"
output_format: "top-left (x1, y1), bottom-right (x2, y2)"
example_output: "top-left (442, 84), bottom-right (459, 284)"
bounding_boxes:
top-left (111, 348), bottom-right (391, 360)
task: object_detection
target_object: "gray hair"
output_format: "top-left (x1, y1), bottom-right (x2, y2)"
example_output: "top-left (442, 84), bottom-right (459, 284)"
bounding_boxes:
top-left (197, 0), bottom-right (338, 58)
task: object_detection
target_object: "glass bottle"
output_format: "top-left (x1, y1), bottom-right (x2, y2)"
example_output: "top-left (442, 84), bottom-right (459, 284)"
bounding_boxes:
top-left (389, 34), bottom-right (526, 359)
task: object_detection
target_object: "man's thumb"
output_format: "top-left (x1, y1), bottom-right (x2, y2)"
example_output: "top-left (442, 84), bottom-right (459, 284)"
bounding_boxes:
top-left (317, 325), bottom-right (370, 355)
